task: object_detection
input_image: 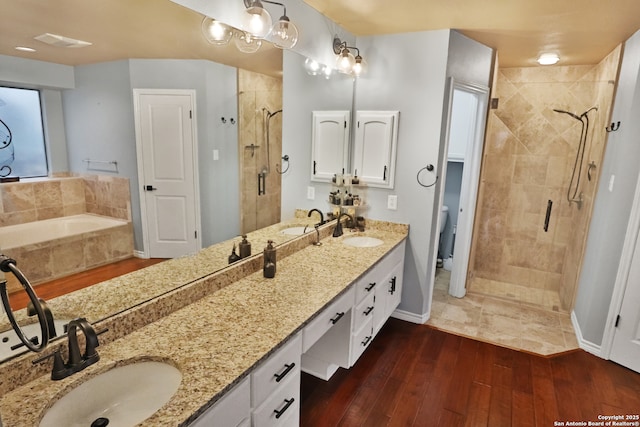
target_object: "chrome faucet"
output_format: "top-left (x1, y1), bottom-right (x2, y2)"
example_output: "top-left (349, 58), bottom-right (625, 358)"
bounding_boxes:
top-left (332, 212), bottom-right (354, 237)
top-left (308, 208), bottom-right (325, 225)
top-left (33, 317), bottom-right (101, 380)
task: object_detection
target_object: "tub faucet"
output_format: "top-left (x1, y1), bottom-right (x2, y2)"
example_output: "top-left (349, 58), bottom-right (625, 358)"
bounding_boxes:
top-left (308, 208), bottom-right (325, 225)
top-left (333, 213), bottom-right (354, 237)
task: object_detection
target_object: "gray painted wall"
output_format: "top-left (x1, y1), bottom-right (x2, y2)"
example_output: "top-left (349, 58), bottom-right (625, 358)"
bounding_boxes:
top-left (281, 52), bottom-right (355, 218)
top-left (574, 29), bottom-right (640, 346)
top-left (63, 59), bottom-right (239, 251)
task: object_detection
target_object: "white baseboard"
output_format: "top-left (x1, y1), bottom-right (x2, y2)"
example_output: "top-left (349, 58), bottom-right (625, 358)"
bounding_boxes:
top-left (571, 310), bottom-right (603, 357)
top-left (133, 250), bottom-right (147, 259)
top-left (391, 308), bottom-right (429, 324)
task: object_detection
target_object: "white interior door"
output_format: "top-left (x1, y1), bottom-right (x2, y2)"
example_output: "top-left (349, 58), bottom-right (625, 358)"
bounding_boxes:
top-left (134, 89), bottom-right (200, 258)
top-left (609, 229), bottom-right (640, 373)
top-left (442, 80), bottom-right (488, 298)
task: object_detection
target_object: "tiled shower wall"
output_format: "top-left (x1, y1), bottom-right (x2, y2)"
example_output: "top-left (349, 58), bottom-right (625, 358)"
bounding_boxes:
top-left (238, 69), bottom-right (283, 234)
top-left (469, 46), bottom-right (621, 311)
top-left (0, 175), bottom-right (131, 227)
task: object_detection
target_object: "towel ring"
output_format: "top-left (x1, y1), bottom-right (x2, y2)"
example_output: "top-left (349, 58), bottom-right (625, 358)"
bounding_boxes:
top-left (417, 164), bottom-right (438, 188)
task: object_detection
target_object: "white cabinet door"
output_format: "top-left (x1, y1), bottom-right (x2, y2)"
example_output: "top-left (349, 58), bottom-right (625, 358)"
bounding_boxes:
top-left (310, 111), bottom-right (350, 182)
top-left (353, 111), bottom-right (399, 189)
top-left (188, 376), bottom-right (250, 427)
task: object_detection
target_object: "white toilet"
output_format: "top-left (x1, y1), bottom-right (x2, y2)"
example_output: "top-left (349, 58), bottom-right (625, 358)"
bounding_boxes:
top-left (440, 205), bottom-right (449, 234)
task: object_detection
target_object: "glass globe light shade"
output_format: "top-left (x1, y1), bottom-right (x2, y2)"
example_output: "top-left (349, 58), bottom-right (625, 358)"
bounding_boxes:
top-left (270, 16), bottom-right (299, 49)
top-left (352, 55), bottom-right (367, 77)
top-left (235, 31), bottom-right (262, 54)
top-left (201, 17), bottom-right (233, 45)
top-left (304, 58), bottom-right (321, 76)
top-left (336, 49), bottom-right (355, 74)
top-left (242, 1), bottom-right (272, 39)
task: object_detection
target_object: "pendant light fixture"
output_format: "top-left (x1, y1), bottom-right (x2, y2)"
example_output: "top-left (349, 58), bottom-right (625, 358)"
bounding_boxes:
top-left (201, 17), bottom-right (233, 45)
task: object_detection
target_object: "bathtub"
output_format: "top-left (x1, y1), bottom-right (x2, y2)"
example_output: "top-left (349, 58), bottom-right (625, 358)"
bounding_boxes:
top-left (0, 214), bottom-right (134, 291)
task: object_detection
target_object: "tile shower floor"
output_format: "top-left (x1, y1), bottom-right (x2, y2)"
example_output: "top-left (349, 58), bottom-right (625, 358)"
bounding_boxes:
top-left (427, 269), bottom-right (579, 356)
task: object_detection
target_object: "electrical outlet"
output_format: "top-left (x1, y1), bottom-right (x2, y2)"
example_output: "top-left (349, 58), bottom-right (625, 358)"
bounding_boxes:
top-left (307, 186), bottom-right (315, 200)
top-left (213, 149), bottom-right (219, 161)
top-left (387, 194), bottom-right (398, 210)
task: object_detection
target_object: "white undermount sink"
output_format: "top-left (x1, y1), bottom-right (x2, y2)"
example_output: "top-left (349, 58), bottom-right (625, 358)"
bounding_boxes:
top-left (280, 226), bottom-right (308, 235)
top-left (39, 361), bottom-right (182, 427)
top-left (342, 236), bottom-right (384, 247)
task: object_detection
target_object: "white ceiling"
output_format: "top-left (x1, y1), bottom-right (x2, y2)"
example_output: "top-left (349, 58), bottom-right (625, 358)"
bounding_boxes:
top-left (2, 0), bottom-right (640, 75)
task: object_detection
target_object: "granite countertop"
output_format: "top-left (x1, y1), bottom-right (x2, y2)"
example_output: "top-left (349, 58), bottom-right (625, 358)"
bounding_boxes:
top-left (0, 223), bottom-right (408, 426)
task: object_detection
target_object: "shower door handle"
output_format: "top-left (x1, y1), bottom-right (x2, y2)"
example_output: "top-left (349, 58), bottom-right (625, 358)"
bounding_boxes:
top-left (258, 173), bottom-right (266, 196)
top-left (544, 200), bottom-right (553, 232)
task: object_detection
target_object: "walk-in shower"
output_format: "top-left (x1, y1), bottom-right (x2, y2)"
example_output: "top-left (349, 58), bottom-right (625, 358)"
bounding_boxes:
top-left (553, 106), bottom-right (598, 209)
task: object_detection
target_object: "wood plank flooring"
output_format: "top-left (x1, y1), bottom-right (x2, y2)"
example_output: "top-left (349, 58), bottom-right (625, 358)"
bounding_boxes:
top-left (300, 318), bottom-right (640, 427)
top-left (7, 257), bottom-right (165, 310)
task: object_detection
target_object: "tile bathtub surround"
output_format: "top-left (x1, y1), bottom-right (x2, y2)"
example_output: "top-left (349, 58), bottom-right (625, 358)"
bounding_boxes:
top-left (0, 216), bottom-right (408, 397)
top-left (429, 269), bottom-right (578, 355)
top-left (0, 221), bottom-right (408, 426)
top-left (469, 45), bottom-right (621, 311)
top-left (0, 174), bottom-right (131, 226)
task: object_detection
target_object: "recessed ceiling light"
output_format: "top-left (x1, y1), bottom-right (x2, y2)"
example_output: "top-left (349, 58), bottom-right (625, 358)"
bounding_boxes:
top-left (34, 33), bottom-right (92, 48)
top-left (15, 46), bottom-right (36, 52)
top-left (537, 53), bottom-right (560, 65)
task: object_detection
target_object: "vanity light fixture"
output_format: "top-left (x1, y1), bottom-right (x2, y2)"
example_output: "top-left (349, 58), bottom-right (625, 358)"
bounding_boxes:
top-left (201, 17), bottom-right (234, 45)
top-left (242, 0), bottom-right (273, 39)
top-left (243, 0), bottom-right (299, 48)
top-left (235, 31), bottom-right (262, 53)
top-left (537, 53), bottom-right (560, 65)
top-left (333, 36), bottom-right (366, 77)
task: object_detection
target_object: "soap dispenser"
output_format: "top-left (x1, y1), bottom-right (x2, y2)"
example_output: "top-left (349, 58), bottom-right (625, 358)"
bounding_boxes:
top-left (263, 240), bottom-right (276, 278)
top-left (239, 235), bottom-right (251, 258)
top-left (228, 243), bottom-right (241, 264)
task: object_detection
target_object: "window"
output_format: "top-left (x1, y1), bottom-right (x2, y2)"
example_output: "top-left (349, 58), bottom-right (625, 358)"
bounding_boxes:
top-left (0, 86), bottom-right (48, 178)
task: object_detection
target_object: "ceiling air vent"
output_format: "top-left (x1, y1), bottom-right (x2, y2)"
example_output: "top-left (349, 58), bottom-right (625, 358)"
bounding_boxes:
top-left (34, 33), bottom-right (92, 48)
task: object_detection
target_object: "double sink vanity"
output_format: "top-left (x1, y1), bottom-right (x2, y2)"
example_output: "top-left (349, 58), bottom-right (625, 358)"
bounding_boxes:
top-left (0, 212), bottom-right (408, 426)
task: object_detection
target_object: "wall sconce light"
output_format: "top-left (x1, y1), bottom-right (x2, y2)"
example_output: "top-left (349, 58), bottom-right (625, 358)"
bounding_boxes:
top-left (333, 36), bottom-right (366, 77)
top-left (235, 31), bottom-right (263, 53)
top-left (242, 0), bottom-right (299, 48)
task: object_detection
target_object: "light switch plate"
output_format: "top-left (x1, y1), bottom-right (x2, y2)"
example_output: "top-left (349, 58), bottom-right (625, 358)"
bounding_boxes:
top-left (387, 195), bottom-right (398, 210)
top-left (213, 149), bottom-right (219, 161)
top-left (307, 186), bottom-right (315, 200)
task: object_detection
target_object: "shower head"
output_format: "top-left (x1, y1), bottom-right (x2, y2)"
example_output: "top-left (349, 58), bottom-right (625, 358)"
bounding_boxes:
top-left (553, 109), bottom-right (582, 121)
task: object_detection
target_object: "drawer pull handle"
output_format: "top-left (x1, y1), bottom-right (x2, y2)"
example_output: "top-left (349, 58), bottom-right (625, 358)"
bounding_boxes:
top-left (389, 276), bottom-right (397, 295)
top-left (365, 282), bottom-right (376, 291)
top-left (274, 398), bottom-right (295, 419)
top-left (361, 336), bottom-right (372, 346)
top-left (363, 306), bottom-right (374, 316)
top-left (274, 363), bottom-right (295, 383)
top-left (330, 312), bottom-right (345, 324)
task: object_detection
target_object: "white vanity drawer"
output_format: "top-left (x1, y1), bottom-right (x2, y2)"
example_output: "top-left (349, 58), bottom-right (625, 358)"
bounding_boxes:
top-left (188, 376), bottom-right (250, 427)
top-left (350, 317), bottom-right (374, 367)
top-left (355, 268), bottom-right (379, 304)
top-left (251, 333), bottom-right (301, 408)
top-left (302, 287), bottom-right (354, 352)
top-left (252, 370), bottom-right (300, 427)
top-left (352, 291), bottom-right (375, 333)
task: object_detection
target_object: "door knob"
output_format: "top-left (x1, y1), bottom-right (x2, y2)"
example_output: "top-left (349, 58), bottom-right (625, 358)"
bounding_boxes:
top-left (145, 185), bottom-right (157, 191)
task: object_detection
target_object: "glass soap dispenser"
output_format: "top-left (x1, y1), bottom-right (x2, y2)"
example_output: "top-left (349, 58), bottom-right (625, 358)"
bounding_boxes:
top-left (263, 240), bottom-right (276, 278)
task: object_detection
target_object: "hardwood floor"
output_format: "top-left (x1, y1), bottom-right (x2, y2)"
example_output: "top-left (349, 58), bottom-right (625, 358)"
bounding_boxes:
top-left (300, 318), bottom-right (640, 427)
top-left (7, 257), bottom-right (165, 310)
